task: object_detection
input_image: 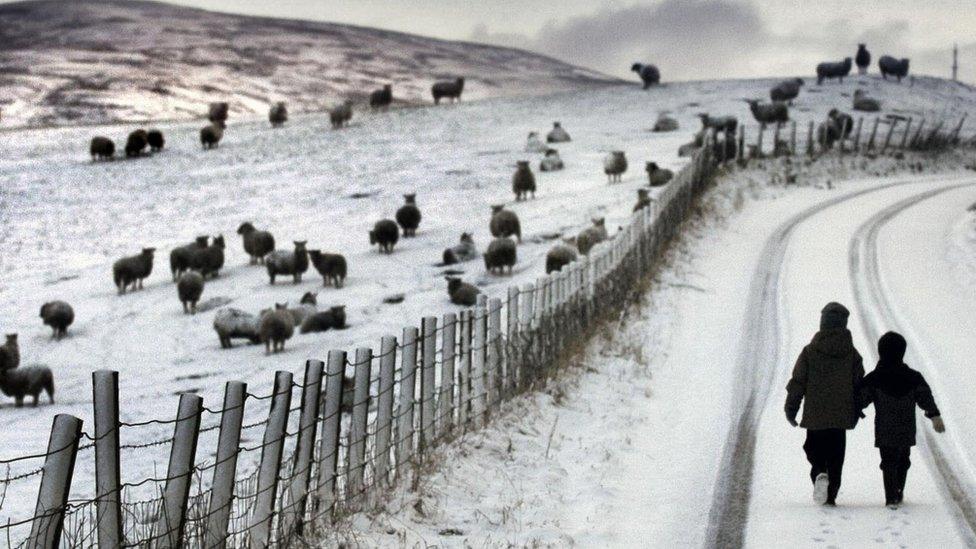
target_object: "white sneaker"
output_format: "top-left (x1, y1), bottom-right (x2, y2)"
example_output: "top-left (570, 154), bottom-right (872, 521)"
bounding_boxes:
top-left (813, 473), bottom-right (829, 505)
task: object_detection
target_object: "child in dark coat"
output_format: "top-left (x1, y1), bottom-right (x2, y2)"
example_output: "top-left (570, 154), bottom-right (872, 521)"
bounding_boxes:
top-left (859, 331), bottom-right (945, 509)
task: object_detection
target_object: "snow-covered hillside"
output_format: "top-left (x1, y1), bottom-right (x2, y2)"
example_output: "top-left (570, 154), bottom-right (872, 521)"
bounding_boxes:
top-left (0, 0), bottom-right (620, 128)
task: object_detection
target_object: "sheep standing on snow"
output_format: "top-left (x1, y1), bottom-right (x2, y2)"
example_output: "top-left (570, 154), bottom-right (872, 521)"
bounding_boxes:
top-left (330, 101), bottom-right (353, 129)
top-left (170, 236), bottom-right (209, 281)
top-left (653, 114), bottom-right (678, 132)
top-left (828, 109), bottom-right (854, 139)
top-left (39, 301), bottom-right (74, 339)
top-left (208, 102), bottom-right (229, 127)
top-left (125, 129), bottom-right (148, 158)
top-left (268, 102), bottom-right (288, 127)
top-left (267, 241), bottom-right (309, 284)
top-left (770, 78), bottom-right (803, 104)
top-left (490, 205), bottom-right (521, 242)
top-left (0, 366), bottom-right (54, 408)
top-left (432, 77), bottom-right (465, 104)
top-left (309, 250), bottom-right (347, 287)
top-left (547, 122), bottom-right (571, 143)
top-left (442, 233), bottom-right (478, 265)
top-left (853, 89), bottom-right (881, 112)
top-left (189, 235), bottom-right (225, 279)
top-left (370, 85), bottom-right (393, 109)
top-left (300, 306), bottom-right (346, 333)
top-left (856, 44), bottom-right (871, 75)
top-left (604, 151), bottom-right (628, 183)
top-left (816, 57), bottom-right (852, 85)
top-left (698, 113), bottom-right (738, 134)
top-left (147, 129), bottom-right (165, 152)
top-left (446, 277), bottom-right (480, 306)
top-left (237, 222), bottom-right (275, 265)
top-left (879, 56), bottom-right (910, 82)
top-left (545, 244), bottom-right (578, 274)
top-left (213, 308), bottom-right (262, 348)
top-left (113, 248), bottom-right (155, 294)
top-left (288, 292), bottom-right (318, 326)
top-left (512, 161), bottom-right (536, 201)
top-left (0, 334), bottom-right (20, 371)
top-left (633, 188), bottom-right (653, 212)
top-left (200, 124), bottom-right (223, 149)
top-left (259, 304), bottom-right (294, 354)
top-left (631, 63), bottom-right (660, 89)
top-left (646, 162), bottom-right (673, 186)
top-left (525, 132), bottom-right (547, 153)
top-left (369, 220), bottom-right (399, 253)
top-left (90, 136), bottom-right (115, 160)
top-left (485, 237), bottom-right (517, 275)
top-left (396, 194), bottom-right (422, 237)
top-left (540, 149), bottom-right (564, 172)
top-left (747, 99), bottom-right (789, 128)
top-left (177, 271), bottom-right (204, 314)
top-left (577, 218), bottom-right (608, 255)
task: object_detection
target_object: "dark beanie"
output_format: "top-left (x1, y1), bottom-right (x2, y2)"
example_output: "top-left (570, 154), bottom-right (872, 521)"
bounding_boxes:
top-left (878, 331), bottom-right (907, 364)
top-left (820, 302), bottom-right (850, 330)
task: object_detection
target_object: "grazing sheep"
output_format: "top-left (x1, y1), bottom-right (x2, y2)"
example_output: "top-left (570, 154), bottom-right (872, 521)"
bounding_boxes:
top-left (125, 129), bottom-right (148, 158)
top-left (697, 113), bottom-right (738, 134)
top-left (545, 244), bottom-right (578, 274)
top-left (853, 89), bottom-right (881, 112)
top-left (288, 292), bottom-right (318, 326)
top-left (113, 248), bottom-right (155, 294)
top-left (633, 188), bottom-right (653, 212)
top-left (432, 77), bottom-right (465, 104)
top-left (828, 109), bottom-right (854, 138)
top-left (546, 122), bottom-right (571, 143)
top-left (369, 220), bottom-right (399, 253)
top-left (446, 277), bottom-right (480, 306)
top-left (0, 334), bottom-right (20, 371)
top-left (746, 99), bottom-right (789, 127)
top-left (266, 241), bottom-right (309, 284)
top-left (631, 63), bottom-right (661, 89)
top-left (653, 114), bottom-right (679, 132)
top-left (269, 102), bottom-right (288, 127)
top-left (525, 132), bottom-right (547, 153)
top-left (816, 57), bottom-right (852, 85)
top-left (39, 301), bottom-right (74, 339)
top-left (329, 100), bottom-right (353, 129)
top-left (208, 102), bottom-right (229, 127)
top-left (645, 162), bottom-right (673, 187)
top-left (369, 84), bottom-right (393, 109)
top-left (489, 205), bottom-right (521, 242)
top-left (604, 151), bottom-right (627, 183)
top-left (0, 364), bottom-right (54, 407)
top-left (200, 124), bottom-right (223, 149)
top-left (539, 148), bottom-right (564, 172)
top-left (484, 238), bottom-right (517, 275)
top-left (769, 78), bottom-right (803, 104)
top-left (147, 129), bottom-right (165, 152)
top-left (170, 236), bottom-right (209, 281)
top-left (512, 161), bottom-right (536, 201)
top-left (213, 308), bottom-right (262, 348)
top-left (396, 194), bottom-right (422, 237)
top-left (259, 303), bottom-right (294, 354)
top-left (89, 136), bottom-right (115, 160)
top-left (189, 235), bottom-right (226, 279)
top-left (577, 218), bottom-right (608, 255)
top-left (308, 250), bottom-right (347, 287)
top-left (442, 233), bottom-right (478, 265)
top-left (237, 222), bottom-right (276, 265)
top-left (300, 306), bottom-right (346, 333)
top-left (816, 119), bottom-right (841, 150)
top-left (856, 44), bottom-right (871, 75)
top-left (879, 56), bottom-right (910, 82)
top-left (177, 271), bottom-right (204, 314)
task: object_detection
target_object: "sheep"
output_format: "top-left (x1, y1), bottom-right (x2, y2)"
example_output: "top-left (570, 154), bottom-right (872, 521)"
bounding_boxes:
top-left (237, 222), bottom-right (275, 264)
top-left (631, 63), bottom-right (660, 89)
top-left (816, 119), bottom-right (841, 150)
top-left (200, 124), bottom-right (223, 149)
top-left (259, 303), bottom-right (294, 354)
top-left (633, 188), bottom-right (653, 212)
top-left (577, 218), bottom-right (608, 255)
top-left (329, 100), bottom-right (353, 129)
top-left (268, 102), bottom-right (288, 127)
top-left (697, 114), bottom-right (738, 134)
top-left (525, 132), bottom-right (547, 153)
top-left (288, 292), bottom-right (318, 326)
top-left (828, 109), bottom-right (854, 139)
top-left (177, 271), bottom-right (204, 314)
top-left (879, 56), bottom-right (910, 82)
top-left (89, 136), bottom-right (115, 160)
top-left (39, 301), bottom-right (74, 339)
top-left (646, 162), bottom-right (673, 187)
top-left (746, 99), bottom-right (789, 127)
top-left (512, 161), bottom-right (536, 201)
top-left (489, 205), bottom-right (521, 242)
top-left (113, 248), bottom-right (155, 294)
top-left (266, 241), bottom-right (309, 284)
top-left (446, 277), bottom-right (480, 306)
top-left (213, 308), bottom-right (262, 348)
top-left (369, 220), bottom-right (399, 253)
top-left (396, 194), bottom-right (422, 237)
top-left (125, 129), bottom-right (148, 158)
top-left (769, 78), bottom-right (803, 104)
top-left (208, 102), bottom-right (229, 127)
top-left (546, 122), bottom-right (571, 143)
top-left (147, 129), bottom-right (165, 152)
top-left (432, 77), bottom-right (464, 104)
top-left (0, 364), bottom-right (55, 407)
top-left (545, 244), bottom-right (578, 274)
top-left (712, 130), bottom-right (738, 161)
top-left (484, 237), bottom-right (517, 275)
top-left (170, 236), bottom-right (209, 281)
top-left (604, 151), bottom-right (627, 183)
top-left (308, 250), bottom-right (347, 287)
top-left (442, 233), bottom-right (478, 265)
top-left (189, 235), bottom-right (225, 279)
top-left (678, 130), bottom-right (707, 157)
top-left (369, 84), bottom-right (393, 109)
top-left (300, 306), bottom-right (346, 333)
top-left (853, 89), bottom-right (881, 112)
top-left (539, 148), bottom-right (564, 172)
top-left (653, 114), bottom-right (679, 132)
top-left (856, 44), bottom-right (871, 75)
top-left (0, 334), bottom-right (20, 371)
top-left (816, 57), bottom-right (852, 85)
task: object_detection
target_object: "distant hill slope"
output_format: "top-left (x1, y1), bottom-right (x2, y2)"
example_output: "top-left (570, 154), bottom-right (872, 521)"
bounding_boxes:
top-left (0, 0), bottom-right (622, 127)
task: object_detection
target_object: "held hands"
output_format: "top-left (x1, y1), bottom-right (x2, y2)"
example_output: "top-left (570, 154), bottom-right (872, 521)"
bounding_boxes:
top-left (786, 411), bottom-right (798, 427)
top-left (931, 416), bottom-right (946, 433)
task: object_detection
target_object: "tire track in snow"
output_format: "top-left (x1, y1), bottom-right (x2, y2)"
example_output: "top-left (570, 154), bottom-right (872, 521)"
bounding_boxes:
top-left (848, 182), bottom-right (976, 546)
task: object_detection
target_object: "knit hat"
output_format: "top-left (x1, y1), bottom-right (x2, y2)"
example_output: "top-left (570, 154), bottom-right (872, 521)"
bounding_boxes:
top-left (820, 302), bottom-right (850, 330)
top-left (878, 331), bottom-right (907, 365)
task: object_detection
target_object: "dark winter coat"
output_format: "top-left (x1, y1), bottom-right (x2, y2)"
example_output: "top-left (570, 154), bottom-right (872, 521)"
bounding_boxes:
top-left (785, 328), bottom-right (865, 430)
top-left (859, 332), bottom-right (940, 447)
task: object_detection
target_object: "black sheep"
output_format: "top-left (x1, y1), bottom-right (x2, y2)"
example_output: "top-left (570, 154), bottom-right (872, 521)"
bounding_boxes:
top-left (489, 205), bottom-right (521, 242)
top-left (177, 271), bottom-right (204, 314)
top-left (113, 248), bottom-right (155, 294)
top-left (879, 56), bottom-right (910, 82)
top-left (125, 129), bottom-right (148, 158)
top-left (237, 222), bottom-right (275, 264)
top-left (200, 124), bottom-right (223, 149)
top-left (512, 161), bottom-right (536, 201)
top-left (631, 63), bottom-right (660, 89)
top-left (633, 188), bottom-right (653, 212)
top-left (266, 241), bottom-right (309, 284)
top-left (816, 57), bottom-right (852, 85)
top-left (208, 102), bottom-right (229, 127)
top-left (147, 129), bottom-right (165, 152)
top-left (189, 234), bottom-right (226, 279)
top-left (308, 250), bottom-right (347, 288)
top-left (370, 85), bottom-right (393, 109)
top-left (747, 100), bottom-right (789, 127)
top-left (300, 306), bottom-right (346, 333)
top-left (432, 78), bottom-right (465, 104)
top-left (170, 236), bottom-right (209, 281)
top-left (370, 219), bottom-right (399, 253)
top-left (484, 237), bottom-right (517, 275)
top-left (269, 102), bottom-right (288, 127)
top-left (39, 301), bottom-right (74, 339)
top-left (446, 277), bottom-right (480, 306)
top-left (90, 136), bottom-right (115, 160)
top-left (545, 244), bottom-right (578, 274)
top-left (856, 44), bottom-right (871, 75)
top-left (395, 194), bottom-right (422, 237)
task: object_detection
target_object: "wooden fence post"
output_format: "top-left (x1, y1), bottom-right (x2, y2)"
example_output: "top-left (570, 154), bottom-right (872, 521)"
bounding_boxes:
top-left (155, 393), bottom-right (203, 548)
top-left (754, 124), bottom-right (764, 158)
top-left (487, 298), bottom-right (503, 412)
top-left (204, 381), bottom-right (246, 549)
top-left (315, 351), bottom-right (345, 517)
top-left (374, 336), bottom-right (397, 487)
top-left (899, 117), bottom-right (913, 149)
top-left (248, 371), bottom-right (292, 548)
top-left (519, 283), bottom-right (535, 389)
top-left (881, 118), bottom-right (898, 152)
top-left (867, 117), bottom-right (880, 150)
top-left (471, 304), bottom-right (488, 425)
top-left (951, 114), bottom-right (967, 144)
top-left (419, 317), bottom-right (437, 457)
top-left (506, 287), bottom-right (520, 397)
top-left (736, 124), bottom-right (745, 163)
top-left (281, 360), bottom-right (323, 540)
top-left (458, 311), bottom-right (472, 428)
top-left (772, 123), bottom-right (781, 156)
top-left (396, 327), bottom-right (418, 475)
top-left (790, 121), bottom-right (797, 156)
top-left (28, 414), bottom-right (82, 549)
top-left (912, 119), bottom-right (926, 148)
top-left (806, 121), bottom-right (814, 156)
top-left (346, 348), bottom-right (372, 508)
top-left (92, 370), bottom-right (122, 549)
top-left (439, 314), bottom-right (457, 439)
top-left (853, 117), bottom-right (864, 152)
